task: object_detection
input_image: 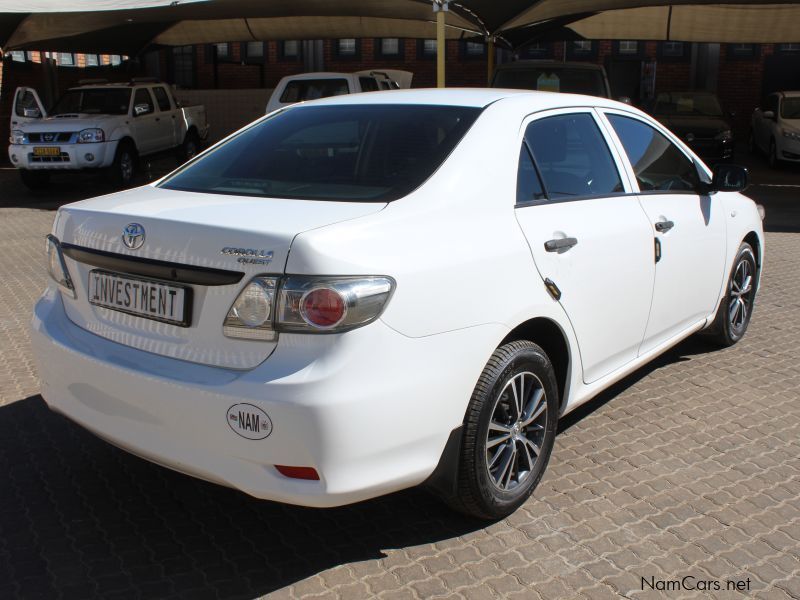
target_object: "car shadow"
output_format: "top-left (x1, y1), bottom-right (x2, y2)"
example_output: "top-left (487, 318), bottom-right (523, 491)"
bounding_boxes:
top-left (559, 335), bottom-right (721, 432)
top-left (0, 396), bottom-right (487, 600)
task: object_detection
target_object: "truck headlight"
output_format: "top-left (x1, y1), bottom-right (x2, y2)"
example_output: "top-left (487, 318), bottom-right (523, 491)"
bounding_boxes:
top-left (782, 129), bottom-right (800, 142)
top-left (77, 128), bottom-right (105, 143)
top-left (9, 130), bottom-right (25, 144)
top-left (715, 130), bottom-right (733, 142)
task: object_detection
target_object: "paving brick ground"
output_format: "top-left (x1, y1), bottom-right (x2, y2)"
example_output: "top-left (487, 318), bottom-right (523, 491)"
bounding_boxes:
top-left (0, 161), bottom-right (798, 599)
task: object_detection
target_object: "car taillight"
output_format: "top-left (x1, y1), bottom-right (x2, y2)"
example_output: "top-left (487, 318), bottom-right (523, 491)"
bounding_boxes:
top-left (224, 275), bottom-right (394, 340)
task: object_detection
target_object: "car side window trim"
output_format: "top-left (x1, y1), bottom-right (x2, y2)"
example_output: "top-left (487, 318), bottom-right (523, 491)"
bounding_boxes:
top-left (515, 107), bottom-right (635, 208)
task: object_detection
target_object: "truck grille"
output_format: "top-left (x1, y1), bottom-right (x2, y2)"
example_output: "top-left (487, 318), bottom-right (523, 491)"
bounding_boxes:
top-left (28, 132), bottom-right (74, 143)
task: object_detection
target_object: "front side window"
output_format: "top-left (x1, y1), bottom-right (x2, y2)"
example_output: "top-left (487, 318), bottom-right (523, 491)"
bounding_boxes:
top-left (159, 104), bottom-right (481, 202)
top-left (608, 114), bottom-right (700, 192)
top-left (279, 79), bottom-right (350, 103)
top-left (133, 88), bottom-right (155, 115)
top-left (524, 113), bottom-right (623, 200)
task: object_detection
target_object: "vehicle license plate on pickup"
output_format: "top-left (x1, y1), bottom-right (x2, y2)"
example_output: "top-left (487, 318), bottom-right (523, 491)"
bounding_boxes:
top-left (33, 146), bottom-right (61, 157)
top-left (88, 270), bottom-right (191, 327)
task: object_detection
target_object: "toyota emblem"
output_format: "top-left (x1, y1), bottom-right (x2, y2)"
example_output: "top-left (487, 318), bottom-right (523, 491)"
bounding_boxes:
top-left (122, 223), bottom-right (145, 250)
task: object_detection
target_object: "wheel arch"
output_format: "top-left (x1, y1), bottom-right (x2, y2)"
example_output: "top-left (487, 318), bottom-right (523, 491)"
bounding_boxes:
top-left (499, 317), bottom-right (572, 412)
top-left (116, 135), bottom-right (138, 156)
top-left (743, 231), bottom-right (761, 268)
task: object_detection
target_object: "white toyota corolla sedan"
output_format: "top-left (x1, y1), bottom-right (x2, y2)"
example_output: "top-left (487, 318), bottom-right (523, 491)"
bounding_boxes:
top-left (32, 89), bottom-right (763, 519)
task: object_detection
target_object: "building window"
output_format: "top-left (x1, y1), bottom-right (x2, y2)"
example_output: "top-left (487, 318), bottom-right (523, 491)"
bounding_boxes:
top-left (378, 38), bottom-right (401, 57)
top-left (243, 41), bottom-right (264, 63)
top-left (619, 41), bottom-right (638, 55)
top-left (566, 40), bottom-right (596, 59)
top-left (58, 53), bottom-right (75, 66)
top-left (462, 40), bottom-right (486, 58)
top-left (778, 43), bottom-right (800, 53)
top-left (110, 55), bottom-right (122, 66)
top-left (280, 40), bottom-right (301, 60)
top-left (727, 43), bottom-right (758, 59)
top-left (85, 54), bottom-right (99, 67)
top-left (171, 45), bottom-right (195, 88)
top-left (521, 42), bottom-right (551, 59)
top-left (8, 50), bottom-right (26, 62)
top-left (419, 39), bottom-right (438, 58)
top-left (335, 38), bottom-right (358, 58)
top-left (659, 41), bottom-right (687, 59)
top-left (208, 42), bottom-right (231, 62)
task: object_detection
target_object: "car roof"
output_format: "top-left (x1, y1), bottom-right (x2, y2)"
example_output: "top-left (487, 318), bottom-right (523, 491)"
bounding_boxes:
top-left (778, 91), bottom-right (800, 97)
top-left (300, 87), bottom-right (628, 110)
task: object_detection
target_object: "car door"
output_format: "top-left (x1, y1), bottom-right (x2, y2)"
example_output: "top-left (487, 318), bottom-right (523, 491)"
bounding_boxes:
top-left (151, 86), bottom-right (178, 150)
top-left (10, 87), bottom-right (47, 129)
top-left (130, 87), bottom-right (159, 155)
top-left (603, 111), bottom-right (727, 355)
top-left (514, 109), bottom-right (655, 384)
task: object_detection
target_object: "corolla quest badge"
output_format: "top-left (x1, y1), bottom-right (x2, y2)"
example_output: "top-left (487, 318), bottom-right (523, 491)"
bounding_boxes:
top-left (220, 247), bottom-right (274, 265)
top-left (122, 223), bottom-right (146, 250)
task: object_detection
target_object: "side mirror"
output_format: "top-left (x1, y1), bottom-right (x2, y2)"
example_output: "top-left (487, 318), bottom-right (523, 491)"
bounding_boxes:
top-left (763, 110), bottom-right (776, 120)
top-left (712, 164), bottom-right (749, 193)
top-left (23, 107), bottom-right (42, 118)
top-left (133, 103), bottom-right (151, 116)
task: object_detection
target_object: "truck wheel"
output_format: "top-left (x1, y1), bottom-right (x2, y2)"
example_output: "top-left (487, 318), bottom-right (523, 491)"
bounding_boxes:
top-left (109, 142), bottom-right (137, 188)
top-left (443, 341), bottom-right (558, 520)
top-left (179, 130), bottom-right (200, 163)
top-left (20, 169), bottom-right (51, 191)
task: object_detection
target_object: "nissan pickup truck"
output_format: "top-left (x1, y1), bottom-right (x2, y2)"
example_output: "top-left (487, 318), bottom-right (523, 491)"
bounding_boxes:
top-left (9, 80), bottom-right (209, 190)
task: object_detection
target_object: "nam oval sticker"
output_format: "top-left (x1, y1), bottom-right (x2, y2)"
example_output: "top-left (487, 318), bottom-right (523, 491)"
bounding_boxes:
top-left (226, 403), bottom-right (273, 440)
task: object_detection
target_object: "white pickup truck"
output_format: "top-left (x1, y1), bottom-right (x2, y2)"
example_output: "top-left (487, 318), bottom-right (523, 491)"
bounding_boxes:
top-left (8, 80), bottom-right (209, 190)
top-left (266, 70), bottom-right (413, 113)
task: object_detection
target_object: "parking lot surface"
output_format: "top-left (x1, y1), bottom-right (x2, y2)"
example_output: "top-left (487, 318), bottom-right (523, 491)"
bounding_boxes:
top-left (0, 154), bottom-right (798, 600)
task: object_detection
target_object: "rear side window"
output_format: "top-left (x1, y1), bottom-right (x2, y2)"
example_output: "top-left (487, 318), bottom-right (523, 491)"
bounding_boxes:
top-left (359, 77), bottom-right (380, 92)
top-left (524, 113), bottom-right (623, 199)
top-left (152, 86), bottom-right (172, 111)
top-left (160, 104), bottom-right (481, 202)
top-left (516, 145), bottom-right (546, 204)
top-left (607, 114), bottom-right (700, 192)
top-left (279, 79), bottom-right (350, 103)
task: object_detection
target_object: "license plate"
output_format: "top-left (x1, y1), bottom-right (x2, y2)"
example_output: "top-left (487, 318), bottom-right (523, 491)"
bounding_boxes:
top-left (33, 146), bottom-right (61, 157)
top-left (88, 270), bottom-right (192, 327)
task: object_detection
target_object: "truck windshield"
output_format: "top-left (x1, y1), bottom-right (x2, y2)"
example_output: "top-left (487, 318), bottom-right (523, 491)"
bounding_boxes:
top-left (493, 68), bottom-right (607, 97)
top-left (279, 79), bottom-right (350, 103)
top-left (51, 88), bottom-right (132, 115)
top-left (160, 104), bottom-right (481, 202)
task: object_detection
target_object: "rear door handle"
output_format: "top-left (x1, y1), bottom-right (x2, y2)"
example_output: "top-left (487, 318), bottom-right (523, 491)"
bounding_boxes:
top-left (544, 237), bottom-right (578, 252)
top-left (655, 220), bottom-right (674, 233)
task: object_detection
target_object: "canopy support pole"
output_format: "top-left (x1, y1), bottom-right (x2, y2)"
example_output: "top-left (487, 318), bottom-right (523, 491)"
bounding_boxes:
top-left (434, 0), bottom-right (448, 88)
top-left (487, 36), bottom-right (495, 85)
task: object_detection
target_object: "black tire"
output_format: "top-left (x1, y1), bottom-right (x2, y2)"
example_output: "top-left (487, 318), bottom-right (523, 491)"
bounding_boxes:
top-left (769, 139), bottom-right (779, 169)
top-left (704, 242), bottom-right (758, 347)
top-left (20, 169), bottom-right (50, 191)
top-left (445, 341), bottom-right (558, 520)
top-left (178, 130), bottom-right (200, 163)
top-left (108, 141), bottom-right (137, 188)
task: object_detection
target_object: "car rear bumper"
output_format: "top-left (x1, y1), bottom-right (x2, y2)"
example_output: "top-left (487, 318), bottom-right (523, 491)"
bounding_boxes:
top-left (8, 141), bottom-right (117, 170)
top-left (31, 287), bottom-right (503, 507)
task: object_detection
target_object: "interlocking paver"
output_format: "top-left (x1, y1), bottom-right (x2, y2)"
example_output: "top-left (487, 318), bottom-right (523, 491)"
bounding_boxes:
top-left (0, 162), bottom-right (798, 599)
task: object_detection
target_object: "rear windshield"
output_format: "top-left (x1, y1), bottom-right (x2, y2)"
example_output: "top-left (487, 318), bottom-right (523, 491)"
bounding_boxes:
top-left (279, 79), bottom-right (350, 103)
top-left (653, 92), bottom-right (723, 117)
top-left (51, 88), bottom-right (132, 115)
top-left (159, 104), bottom-right (482, 202)
top-left (493, 68), bottom-right (608, 97)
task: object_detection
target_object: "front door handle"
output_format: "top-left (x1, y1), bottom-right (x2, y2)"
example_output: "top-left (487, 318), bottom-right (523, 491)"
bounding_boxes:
top-left (655, 220), bottom-right (674, 233)
top-left (544, 237), bottom-right (578, 252)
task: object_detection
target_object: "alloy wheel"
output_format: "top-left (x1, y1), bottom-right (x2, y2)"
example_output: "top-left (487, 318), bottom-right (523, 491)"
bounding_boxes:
top-left (120, 152), bottom-right (134, 183)
top-left (485, 371), bottom-right (548, 491)
top-left (729, 256), bottom-right (754, 333)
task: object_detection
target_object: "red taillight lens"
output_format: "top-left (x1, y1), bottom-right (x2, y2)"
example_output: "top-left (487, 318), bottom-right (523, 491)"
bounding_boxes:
top-left (300, 287), bottom-right (346, 328)
top-left (275, 465), bottom-right (320, 480)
